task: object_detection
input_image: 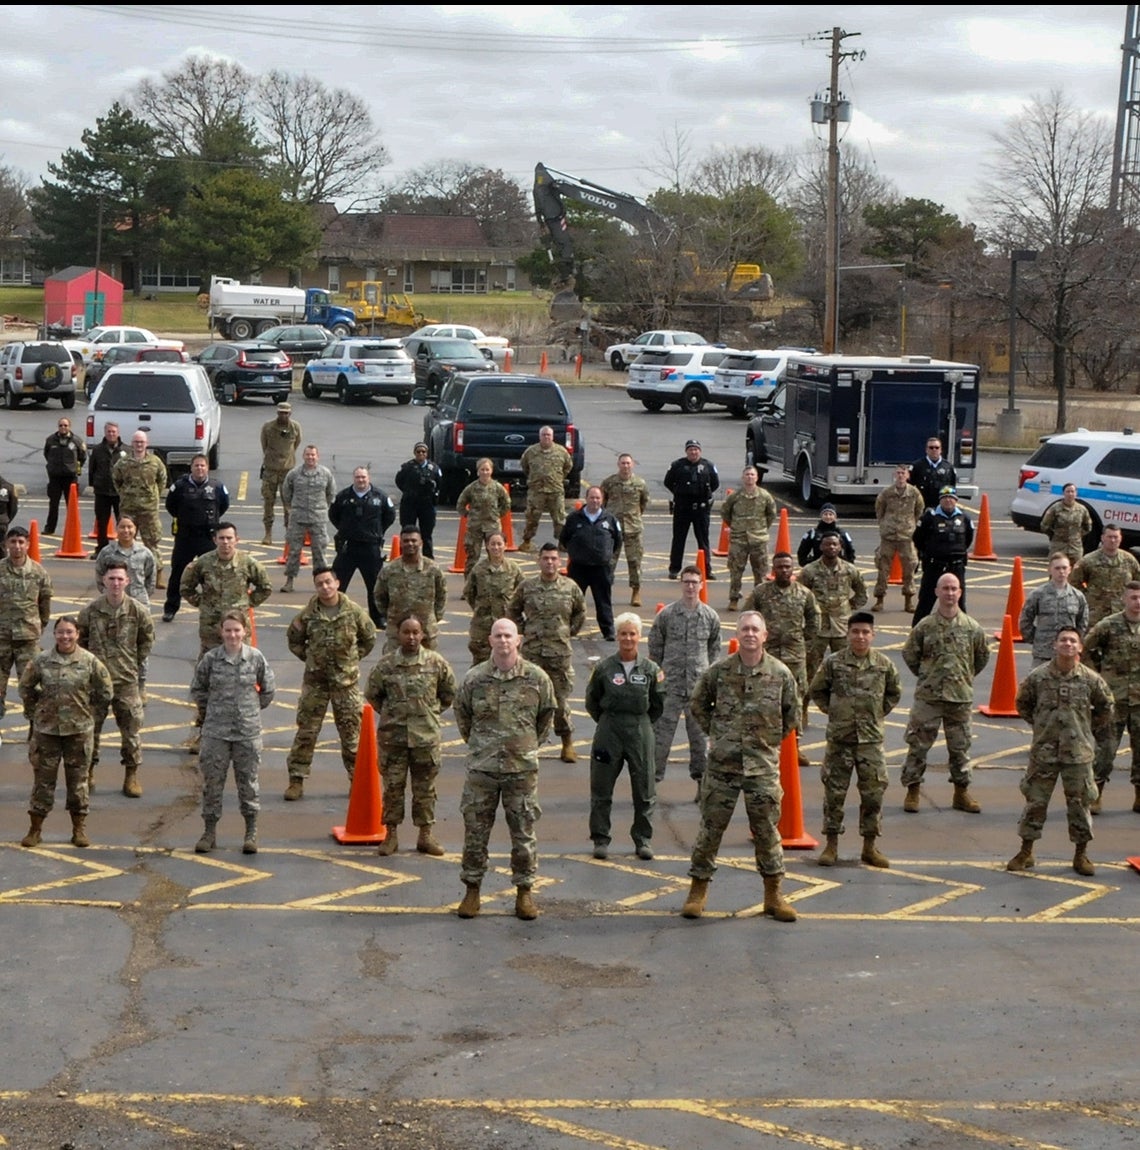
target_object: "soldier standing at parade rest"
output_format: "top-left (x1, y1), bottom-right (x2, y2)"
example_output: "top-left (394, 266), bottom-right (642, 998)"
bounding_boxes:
top-left (454, 617), bottom-right (557, 921)
top-left (463, 530), bottom-right (524, 665)
top-left (365, 613), bottom-right (458, 858)
top-left (374, 526), bottom-right (447, 654)
top-left (680, 610), bottom-right (800, 923)
top-left (811, 610), bottom-right (901, 869)
top-left (508, 541), bottom-right (586, 763)
top-left (600, 453), bottom-right (649, 607)
top-left (282, 566), bottom-right (376, 801)
top-left (797, 502), bottom-right (855, 568)
top-left (909, 434), bottom-right (957, 512)
top-left (799, 530), bottom-right (868, 688)
top-left (899, 572), bottom-right (991, 814)
top-left (1041, 483), bottom-right (1092, 569)
top-left (95, 516), bottom-right (157, 603)
top-left (584, 612), bottom-right (665, 861)
top-left (87, 421), bottom-right (128, 553)
top-left (455, 458), bottom-right (510, 574)
top-left (190, 610), bottom-right (276, 857)
top-left (395, 442), bottom-right (442, 558)
top-left (873, 465), bottom-right (923, 613)
top-left (664, 439), bottom-right (719, 579)
top-left (77, 562), bottom-right (154, 798)
top-left (280, 445), bottom-right (336, 593)
top-left (0, 525), bottom-right (53, 725)
top-left (911, 486), bottom-right (973, 624)
top-left (162, 454), bottom-right (229, 622)
top-left (113, 431), bottom-right (168, 588)
top-left (42, 416), bottom-right (86, 536)
top-left (560, 484), bottom-right (622, 641)
top-left (19, 616), bottom-right (113, 850)
top-left (722, 465), bottom-right (777, 610)
top-left (1071, 523), bottom-right (1140, 628)
top-left (259, 402), bottom-right (301, 545)
top-left (1007, 627), bottom-right (1114, 877)
top-left (1019, 553), bottom-right (1089, 667)
top-left (518, 425), bottom-right (573, 552)
top-left (329, 465), bottom-right (396, 629)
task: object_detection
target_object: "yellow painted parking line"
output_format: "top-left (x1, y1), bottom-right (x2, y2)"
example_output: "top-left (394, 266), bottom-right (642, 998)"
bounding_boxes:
top-left (237, 470), bottom-right (249, 501)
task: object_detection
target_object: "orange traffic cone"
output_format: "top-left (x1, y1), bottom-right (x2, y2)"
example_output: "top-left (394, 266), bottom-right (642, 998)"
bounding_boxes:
top-left (978, 615), bottom-right (1020, 717)
top-left (888, 551), bottom-right (903, 585)
top-left (768, 507), bottom-right (792, 579)
top-left (969, 493), bottom-right (998, 560)
top-left (389, 533), bottom-right (402, 561)
top-left (501, 484), bottom-right (517, 550)
top-left (247, 605), bottom-right (258, 648)
top-left (276, 538), bottom-right (310, 566)
top-left (999, 556), bottom-right (1026, 641)
top-left (449, 516), bottom-right (469, 573)
top-left (504, 349), bottom-right (513, 373)
top-left (539, 350), bottom-right (549, 374)
top-left (713, 489), bottom-right (733, 556)
top-left (27, 519), bottom-right (42, 563)
top-left (1128, 857), bottom-right (1140, 874)
top-left (574, 354), bottom-right (583, 379)
top-left (778, 729), bottom-right (819, 849)
top-left (88, 511), bottom-right (114, 539)
top-left (55, 486), bottom-right (88, 558)
top-left (655, 602), bottom-right (665, 614)
top-left (728, 637), bottom-right (739, 655)
top-left (696, 550), bottom-right (710, 604)
top-left (332, 703), bottom-right (386, 844)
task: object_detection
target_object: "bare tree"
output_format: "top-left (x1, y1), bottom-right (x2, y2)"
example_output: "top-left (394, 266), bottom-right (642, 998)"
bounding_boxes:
top-left (644, 124), bottom-right (696, 194)
top-left (0, 160), bottom-right (29, 240)
top-left (694, 144), bottom-right (797, 204)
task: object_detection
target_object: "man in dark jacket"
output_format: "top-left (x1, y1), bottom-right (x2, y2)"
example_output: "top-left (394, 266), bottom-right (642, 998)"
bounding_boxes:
top-left (559, 485), bottom-right (623, 641)
top-left (394, 442), bottom-right (442, 558)
top-left (162, 455), bottom-right (230, 622)
top-left (87, 421), bottom-right (128, 553)
top-left (797, 502), bottom-right (856, 567)
top-left (0, 471), bottom-right (18, 534)
top-left (330, 465), bottom-right (396, 628)
top-left (42, 417), bottom-right (86, 535)
top-left (910, 435), bottom-right (958, 512)
top-left (664, 439), bottom-right (719, 579)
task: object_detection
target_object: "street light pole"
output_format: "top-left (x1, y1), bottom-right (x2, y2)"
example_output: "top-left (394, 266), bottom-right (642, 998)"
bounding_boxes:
top-left (998, 248), bottom-right (1038, 446)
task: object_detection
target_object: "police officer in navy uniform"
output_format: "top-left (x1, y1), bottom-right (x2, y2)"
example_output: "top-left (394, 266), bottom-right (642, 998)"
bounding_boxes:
top-left (330, 464), bottom-right (396, 628)
top-left (911, 486), bottom-right (974, 624)
top-left (162, 454), bottom-right (229, 622)
top-left (664, 439), bottom-right (720, 579)
top-left (394, 442), bottom-right (442, 558)
top-left (910, 435), bottom-right (958, 512)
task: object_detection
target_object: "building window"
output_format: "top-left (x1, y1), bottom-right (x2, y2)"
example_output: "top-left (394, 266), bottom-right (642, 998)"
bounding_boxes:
top-left (328, 266), bottom-right (340, 292)
top-left (139, 265), bottom-right (201, 290)
top-left (403, 267), bottom-right (414, 293)
top-left (364, 265), bottom-right (377, 281)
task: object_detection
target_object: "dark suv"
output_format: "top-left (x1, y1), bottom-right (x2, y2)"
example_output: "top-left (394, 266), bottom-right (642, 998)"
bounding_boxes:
top-left (414, 373), bottom-right (585, 505)
top-left (194, 342), bottom-right (293, 404)
top-left (404, 335), bottom-right (494, 391)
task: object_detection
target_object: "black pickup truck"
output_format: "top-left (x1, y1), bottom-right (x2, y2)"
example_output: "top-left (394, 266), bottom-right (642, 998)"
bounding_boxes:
top-left (413, 372), bottom-right (585, 505)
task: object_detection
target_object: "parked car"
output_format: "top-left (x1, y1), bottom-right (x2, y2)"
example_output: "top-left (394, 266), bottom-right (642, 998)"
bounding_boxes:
top-left (254, 324), bottom-right (337, 361)
top-left (404, 335), bottom-right (495, 392)
top-left (604, 330), bottom-right (708, 372)
top-left (62, 326), bottom-right (170, 366)
top-left (193, 342), bottom-right (293, 405)
top-left (625, 345), bottom-right (730, 414)
top-left (403, 323), bottom-right (510, 362)
top-left (84, 344), bottom-right (189, 398)
top-left (0, 340), bottom-right (78, 409)
top-left (300, 338), bottom-right (415, 404)
top-left (707, 348), bottom-right (793, 417)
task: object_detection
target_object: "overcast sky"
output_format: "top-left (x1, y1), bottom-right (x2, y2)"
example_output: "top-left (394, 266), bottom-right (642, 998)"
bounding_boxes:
top-left (0, 5), bottom-right (1128, 224)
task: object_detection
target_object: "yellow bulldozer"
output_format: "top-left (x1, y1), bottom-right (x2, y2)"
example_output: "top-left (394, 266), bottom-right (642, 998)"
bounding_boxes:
top-left (339, 282), bottom-right (438, 335)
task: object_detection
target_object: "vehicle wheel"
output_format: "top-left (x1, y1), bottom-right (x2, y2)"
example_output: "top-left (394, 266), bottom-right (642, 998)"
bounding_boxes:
top-left (230, 319), bottom-right (254, 340)
top-left (1081, 504), bottom-right (1102, 552)
top-left (565, 470), bottom-right (583, 500)
top-left (331, 323), bottom-right (352, 338)
top-left (641, 399), bottom-right (665, 412)
top-left (255, 319), bottom-right (275, 336)
top-left (729, 405), bottom-right (747, 420)
top-left (301, 373), bottom-right (316, 398)
top-left (396, 391), bottom-right (412, 405)
top-left (338, 378), bottom-right (352, 405)
top-left (610, 351), bottom-right (626, 371)
top-left (797, 457), bottom-right (823, 508)
top-left (60, 392), bottom-right (76, 410)
top-left (680, 385), bottom-right (707, 414)
top-left (208, 442), bottom-right (220, 470)
top-left (3, 383), bottom-right (17, 409)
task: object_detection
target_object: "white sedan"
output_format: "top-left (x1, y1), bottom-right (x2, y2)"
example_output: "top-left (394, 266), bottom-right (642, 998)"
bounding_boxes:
top-left (604, 330), bottom-right (708, 371)
top-left (62, 325), bottom-right (178, 365)
top-left (403, 323), bottom-right (510, 363)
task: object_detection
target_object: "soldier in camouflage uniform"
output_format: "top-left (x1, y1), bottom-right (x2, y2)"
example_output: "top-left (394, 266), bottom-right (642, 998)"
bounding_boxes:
top-left (0, 525), bottom-right (53, 724)
top-left (900, 573), bottom-right (991, 814)
top-left (94, 516), bottom-right (157, 605)
top-left (800, 530), bottom-right (868, 687)
top-left (455, 458), bottom-right (510, 574)
top-left (365, 613), bottom-right (458, 858)
top-left (721, 466), bottom-right (778, 610)
top-left (749, 551), bottom-right (820, 764)
top-left (1007, 627), bottom-right (1114, 876)
top-left (810, 610), bottom-right (901, 869)
top-left (508, 541), bottom-right (586, 763)
top-left (113, 430), bottom-right (168, 588)
top-left (280, 445), bottom-right (336, 591)
top-left (1082, 580), bottom-right (1140, 815)
top-left (190, 610), bottom-right (276, 856)
top-left (1071, 524), bottom-right (1140, 627)
top-left (18, 615), bottom-right (114, 850)
top-left (600, 453), bottom-right (649, 607)
top-left (283, 566), bottom-right (376, 800)
top-left (463, 531), bottom-right (524, 664)
top-left (260, 402), bottom-right (301, 544)
top-left (374, 526), bottom-right (447, 653)
top-left (1019, 553), bottom-right (1088, 667)
top-left (1041, 483), bottom-right (1093, 569)
top-left (873, 464), bottom-right (923, 613)
top-left (680, 611), bottom-right (799, 923)
top-left (518, 426), bottom-right (573, 552)
top-left (77, 562), bottom-right (155, 798)
top-left (453, 617), bottom-right (557, 921)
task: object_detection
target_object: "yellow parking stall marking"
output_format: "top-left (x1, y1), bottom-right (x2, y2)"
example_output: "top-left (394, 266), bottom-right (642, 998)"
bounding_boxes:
top-left (667, 1100), bottom-right (862, 1148)
top-left (237, 470), bottom-right (249, 501)
top-left (0, 848), bottom-right (127, 904)
top-left (1011, 871), bottom-right (1118, 921)
top-left (875, 866), bottom-right (984, 918)
top-left (839, 1099), bottom-right (1069, 1149)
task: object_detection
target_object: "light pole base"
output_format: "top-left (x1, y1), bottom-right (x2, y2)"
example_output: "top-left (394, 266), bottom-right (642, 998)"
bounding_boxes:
top-left (996, 408), bottom-right (1024, 446)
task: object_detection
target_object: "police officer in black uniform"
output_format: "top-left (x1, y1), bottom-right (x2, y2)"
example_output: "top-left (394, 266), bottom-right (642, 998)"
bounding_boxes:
top-left (910, 435), bottom-right (958, 512)
top-left (664, 439), bottom-right (720, 579)
top-left (162, 454), bottom-right (230, 622)
top-left (330, 464), bottom-right (396, 628)
top-left (394, 442), bottom-right (442, 558)
top-left (911, 485), bottom-right (974, 624)
top-left (88, 421), bottom-right (129, 554)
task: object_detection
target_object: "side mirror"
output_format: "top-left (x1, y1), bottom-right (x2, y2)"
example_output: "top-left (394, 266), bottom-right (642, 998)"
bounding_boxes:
top-left (411, 387), bottom-right (435, 407)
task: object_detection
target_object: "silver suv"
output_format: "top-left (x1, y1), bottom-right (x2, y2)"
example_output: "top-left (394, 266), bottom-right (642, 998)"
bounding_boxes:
top-left (0, 341), bottom-right (77, 409)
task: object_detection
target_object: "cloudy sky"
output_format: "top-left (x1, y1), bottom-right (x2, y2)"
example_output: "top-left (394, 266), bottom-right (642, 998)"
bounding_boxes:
top-left (0, 5), bottom-right (1127, 223)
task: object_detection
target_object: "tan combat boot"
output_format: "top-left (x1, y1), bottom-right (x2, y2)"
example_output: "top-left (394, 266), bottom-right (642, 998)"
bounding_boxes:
top-left (681, 877), bottom-right (710, 918)
top-left (517, 539), bottom-right (534, 553)
top-left (762, 875), bottom-right (797, 922)
top-left (280, 576), bottom-right (295, 593)
top-left (515, 887), bottom-right (539, 920)
top-left (872, 595), bottom-right (884, 613)
top-left (21, 813), bottom-right (44, 849)
top-left (457, 883), bottom-right (481, 918)
top-left (242, 814), bottom-right (258, 855)
top-left (122, 769), bottom-right (142, 798)
top-left (70, 814), bottom-right (90, 849)
top-left (195, 821), bottom-right (217, 854)
top-left (1073, 844), bottom-right (1095, 876)
top-left (560, 733), bottom-right (578, 763)
top-left (1090, 782), bottom-right (1104, 815)
top-left (154, 567), bottom-right (167, 590)
top-left (817, 834), bottom-right (839, 866)
top-left (630, 588), bottom-right (641, 607)
top-left (1006, 838), bottom-right (1035, 871)
top-left (797, 747), bottom-right (810, 767)
top-left (952, 783), bottom-right (981, 813)
top-left (184, 731), bottom-right (201, 755)
top-left (376, 826), bottom-right (399, 856)
top-left (727, 598), bottom-right (739, 611)
top-left (416, 825), bottom-right (445, 856)
top-left (861, 834), bottom-right (890, 868)
top-left (261, 530), bottom-right (272, 546)
top-left (904, 594), bottom-right (916, 613)
top-left (283, 777), bottom-right (304, 801)
top-left (903, 783), bottom-right (921, 813)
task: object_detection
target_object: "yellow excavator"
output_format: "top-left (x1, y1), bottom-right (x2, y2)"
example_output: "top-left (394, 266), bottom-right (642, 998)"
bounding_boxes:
top-left (339, 282), bottom-right (438, 335)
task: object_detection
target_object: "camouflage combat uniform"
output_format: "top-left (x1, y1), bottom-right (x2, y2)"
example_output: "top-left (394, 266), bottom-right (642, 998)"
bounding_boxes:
top-left (285, 592), bottom-right (376, 783)
top-left (260, 415), bottom-right (302, 534)
top-left (181, 548), bottom-right (273, 658)
top-left (900, 609), bottom-right (991, 788)
top-left (455, 478), bottom-right (510, 573)
top-left (748, 578), bottom-right (820, 732)
top-left (1083, 610), bottom-right (1140, 789)
top-left (810, 646), bottom-right (901, 839)
top-left (1019, 581), bottom-right (1089, 666)
top-left (687, 652), bottom-right (798, 880)
top-left (0, 554), bottom-right (53, 717)
top-left (281, 462), bottom-right (336, 577)
top-left (873, 482), bottom-right (924, 602)
top-left (463, 554), bottom-right (525, 663)
top-left (720, 486), bottom-right (777, 603)
top-left (112, 452), bottom-right (168, 573)
top-left (1072, 547), bottom-right (1140, 627)
top-left (600, 471), bottom-right (650, 593)
top-left (364, 646), bottom-right (458, 832)
top-left (1014, 659), bottom-right (1113, 845)
top-left (20, 646), bottom-right (113, 818)
top-left (94, 540), bottom-right (157, 605)
top-left (800, 556), bottom-right (868, 682)
top-left (1041, 500), bottom-right (1093, 568)
top-left (508, 572), bottom-right (586, 737)
top-left (374, 555), bottom-right (447, 653)
top-left (519, 442), bottom-right (573, 546)
top-left (191, 642), bottom-right (276, 822)
top-left (454, 656), bottom-right (557, 888)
